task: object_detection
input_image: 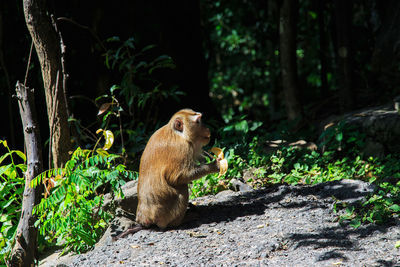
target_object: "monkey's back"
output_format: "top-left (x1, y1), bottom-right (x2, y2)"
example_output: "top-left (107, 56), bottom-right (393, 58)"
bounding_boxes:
top-left (136, 125), bottom-right (191, 229)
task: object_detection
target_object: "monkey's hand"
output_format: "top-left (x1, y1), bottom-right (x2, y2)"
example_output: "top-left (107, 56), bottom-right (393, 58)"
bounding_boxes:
top-left (202, 150), bottom-right (222, 173)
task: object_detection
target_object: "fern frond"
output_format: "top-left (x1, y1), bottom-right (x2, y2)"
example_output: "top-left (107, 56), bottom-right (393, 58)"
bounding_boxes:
top-left (31, 168), bottom-right (63, 188)
top-left (34, 185), bottom-right (66, 215)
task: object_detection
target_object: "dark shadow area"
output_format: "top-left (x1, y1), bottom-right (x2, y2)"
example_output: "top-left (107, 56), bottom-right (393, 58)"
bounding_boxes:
top-left (183, 179), bottom-right (375, 227)
top-left (106, 179), bottom-right (397, 267)
top-left (289, 221), bottom-right (398, 264)
top-left (376, 259), bottom-right (398, 267)
top-left (317, 250), bottom-right (349, 262)
top-left (181, 185), bottom-right (282, 228)
top-left (177, 180), bottom-right (397, 265)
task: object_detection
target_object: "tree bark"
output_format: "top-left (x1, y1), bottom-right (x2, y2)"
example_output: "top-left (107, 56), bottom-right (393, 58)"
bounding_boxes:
top-left (334, 0), bottom-right (354, 111)
top-left (8, 82), bottom-right (43, 267)
top-left (159, 0), bottom-right (219, 119)
top-left (370, 1), bottom-right (400, 89)
top-left (0, 7), bottom-right (17, 149)
top-left (23, 0), bottom-right (70, 168)
top-left (317, 0), bottom-right (328, 98)
top-left (279, 0), bottom-right (302, 121)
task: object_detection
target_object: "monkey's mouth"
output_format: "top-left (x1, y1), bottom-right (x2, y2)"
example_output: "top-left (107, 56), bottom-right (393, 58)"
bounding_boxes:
top-left (203, 134), bottom-right (211, 142)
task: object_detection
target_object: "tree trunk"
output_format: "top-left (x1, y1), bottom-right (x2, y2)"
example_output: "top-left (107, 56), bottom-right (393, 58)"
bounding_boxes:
top-left (8, 82), bottom-right (43, 267)
top-left (370, 1), bottom-right (400, 90)
top-left (0, 7), bottom-right (17, 149)
top-left (23, 0), bottom-right (70, 168)
top-left (317, 0), bottom-right (328, 98)
top-left (159, 0), bottom-right (219, 119)
top-left (279, 0), bottom-right (302, 121)
top-left (334, 0), bottom-right (354, 111)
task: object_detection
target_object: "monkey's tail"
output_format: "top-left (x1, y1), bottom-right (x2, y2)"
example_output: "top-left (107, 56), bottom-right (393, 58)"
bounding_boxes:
top-left (113, 224), bottom-right (144, 241)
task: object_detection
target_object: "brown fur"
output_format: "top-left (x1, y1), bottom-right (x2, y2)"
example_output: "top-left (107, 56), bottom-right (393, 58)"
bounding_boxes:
top-left (136, 109), bottom-right (219, 229)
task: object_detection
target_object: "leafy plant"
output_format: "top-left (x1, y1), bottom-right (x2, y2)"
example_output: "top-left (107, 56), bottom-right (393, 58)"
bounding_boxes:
top-left (190, 136), bottom-right (261, 198)
top-left (103, 37), bottom-right (183, 161)
top-left (334, 155), bottom-right (400, 228)
top-left (193, 113), bottom-right (400, 229)
top-left (190, 149), bottom-right (228, 198)
top-left (70, 37), bottom-right (182, 168)
top-left (0, 140), bottom-right (26, 264)
top-left (318, 120), bottom-right (366, 154)
top-left (104, 36), bottom-right (182, 125)
top-left (31, 146), bottom-right (137, 254)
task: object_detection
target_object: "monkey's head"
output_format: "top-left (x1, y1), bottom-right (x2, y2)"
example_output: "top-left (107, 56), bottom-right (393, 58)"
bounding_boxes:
top-left (170, 109), bottom-right (211, 147)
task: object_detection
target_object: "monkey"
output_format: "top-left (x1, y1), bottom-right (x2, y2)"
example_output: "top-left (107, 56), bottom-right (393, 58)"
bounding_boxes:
top-left (114, 109), bottom-right (220, 240)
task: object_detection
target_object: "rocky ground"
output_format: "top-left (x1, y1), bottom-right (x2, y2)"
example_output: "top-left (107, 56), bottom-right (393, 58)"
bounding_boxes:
top-left (41, 179), bottom-right (400, 266)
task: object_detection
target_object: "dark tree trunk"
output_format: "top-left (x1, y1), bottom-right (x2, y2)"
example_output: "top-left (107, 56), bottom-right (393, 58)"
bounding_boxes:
top-left (279, 0), bottom-right (302, 121)
top-left (159, 0), bottom-right (218, 118)
top-left (8, 82), bottom-right (43, 267)
top-left (334, 0), bottom-right (354, 111)
top-left (371, 1), bottom-right (400, 90)
top-left (23, 0), bottom-right (71, 168)
top-left (0, 7), bottom-right (17, 148)
top-left (317, 0), bottom-right (328, 98)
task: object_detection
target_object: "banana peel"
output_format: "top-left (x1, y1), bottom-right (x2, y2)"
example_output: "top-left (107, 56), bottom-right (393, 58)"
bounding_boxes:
top-left (210, 147), bottom-right (228, 178)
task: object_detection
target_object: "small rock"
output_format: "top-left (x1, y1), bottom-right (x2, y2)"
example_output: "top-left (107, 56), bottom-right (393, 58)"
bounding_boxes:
top-left (103, 180), bottom-right (138, 214)
top-left (321, 179), bottom-right (375, 204)
top-left (229, 179), bottom-right (253, 192)
top-left (215, 190), bottom-right (237, 202)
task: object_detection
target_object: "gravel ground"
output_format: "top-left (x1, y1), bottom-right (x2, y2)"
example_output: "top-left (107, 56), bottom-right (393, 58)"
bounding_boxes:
top-left (44, 180), bottom-right (400, 266)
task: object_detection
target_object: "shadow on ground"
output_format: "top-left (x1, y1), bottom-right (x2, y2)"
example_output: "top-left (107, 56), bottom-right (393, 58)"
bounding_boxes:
top-left (182, 179), bottom-right (398, 266)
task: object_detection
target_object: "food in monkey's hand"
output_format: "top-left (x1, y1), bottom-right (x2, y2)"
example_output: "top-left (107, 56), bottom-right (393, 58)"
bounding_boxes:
top-left (210, 147), bottom-right (228, 178)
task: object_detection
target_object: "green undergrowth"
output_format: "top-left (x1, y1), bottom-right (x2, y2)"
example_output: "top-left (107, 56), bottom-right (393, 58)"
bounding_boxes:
top-left (2, 117), bottom-right (400, 261)
top-left (0, 140), bottom-right (26, 264)
top-left (0, 143), bottom-right (137, 263)
top-left (190, 119), bottom-right (400, 234)
top-left (32, 147), bottom-right (137, 254)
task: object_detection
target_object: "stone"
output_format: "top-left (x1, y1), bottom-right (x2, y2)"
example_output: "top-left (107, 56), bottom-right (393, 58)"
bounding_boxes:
top-left (229, 178), bottom-right (253, 192)
top-left (103, 180), bottom-right (138, 214)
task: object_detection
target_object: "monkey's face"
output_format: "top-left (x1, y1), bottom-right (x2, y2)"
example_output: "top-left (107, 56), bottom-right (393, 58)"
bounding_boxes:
top-left (171, 109), bottom-right (211, 147)
top-left (195, 122), bottom-right (211, 146)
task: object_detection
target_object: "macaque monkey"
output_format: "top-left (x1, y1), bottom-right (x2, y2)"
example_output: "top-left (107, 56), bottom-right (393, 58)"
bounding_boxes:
top-left (116, 109), bottom-right (220, 239)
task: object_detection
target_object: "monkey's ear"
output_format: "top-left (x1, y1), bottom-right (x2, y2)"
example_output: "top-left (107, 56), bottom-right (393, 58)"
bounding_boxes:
top-left (194, 113), bottom-right (202, 123)
top-left (174, 118), bottom-right (183, 132)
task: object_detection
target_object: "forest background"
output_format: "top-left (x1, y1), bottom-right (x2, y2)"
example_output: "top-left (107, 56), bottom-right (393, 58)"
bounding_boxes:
top-left (1, 0), bottom-right (400, 265)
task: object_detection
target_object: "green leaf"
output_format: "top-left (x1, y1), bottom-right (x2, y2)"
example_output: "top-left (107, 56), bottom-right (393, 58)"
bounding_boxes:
top-left (336, 132), bottom-right (343, 142)
top-left (12, 150), bottom-right (26, 162)
top-left (234, 120), bottom-right (249, 134)
top-left (0, 153), bottom-right (10, 165)
top-left (349, 219), bottom-right (361, 228)
top-left (0, 214), bottom-right (9, 222)
top-left (395, 241), bottom-right (400, 248)
top-left (2, 199), bottom-right (14, 209)
top-left (308, 11), bottom-right (317, 19)
top-left (110, 84), bottom-right (120, 95)
top-left (389, 204), bottom-right (400, 212)
top-left (0, 164), bottom-right (12, 178)
top-left (250, 121), bottom-right (263, 131)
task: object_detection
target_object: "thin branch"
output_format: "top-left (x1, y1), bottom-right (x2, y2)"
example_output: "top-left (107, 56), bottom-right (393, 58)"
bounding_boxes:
top-left (57, 16), bottom-right (107, 51)
top-left (51, 14), bottom-right (70, 118)
top-left (48, 70), bottom-right (60, 169)
top-left (24, 41), bottom-right (34, 86)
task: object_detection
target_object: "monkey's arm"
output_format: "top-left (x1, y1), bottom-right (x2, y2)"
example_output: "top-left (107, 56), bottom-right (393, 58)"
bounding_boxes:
top-left (177, 160), bottom-right (220, 184)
